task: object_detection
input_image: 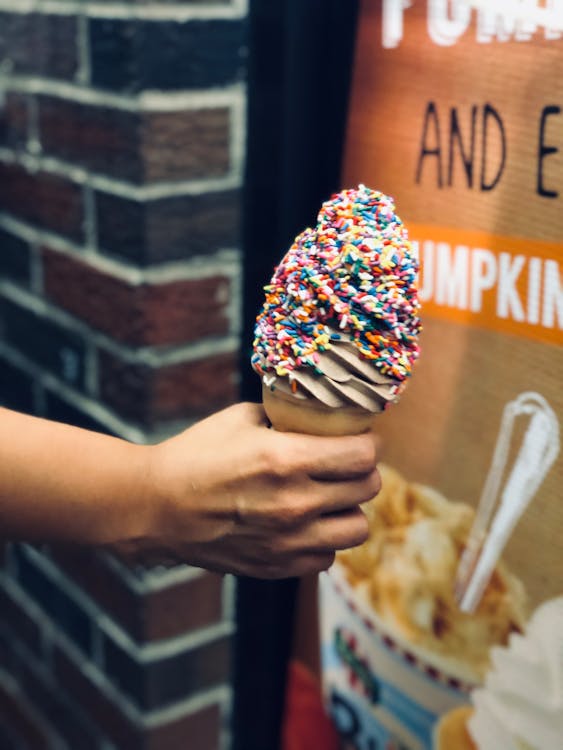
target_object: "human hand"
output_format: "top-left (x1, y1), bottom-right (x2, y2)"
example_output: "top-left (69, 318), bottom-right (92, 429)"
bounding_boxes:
top-left (121, 403), bottom-right (380, 578)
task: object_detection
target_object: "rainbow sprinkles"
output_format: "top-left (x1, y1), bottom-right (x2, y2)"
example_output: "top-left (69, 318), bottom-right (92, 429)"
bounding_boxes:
top-left (252, 184), bottom-right (421, 390)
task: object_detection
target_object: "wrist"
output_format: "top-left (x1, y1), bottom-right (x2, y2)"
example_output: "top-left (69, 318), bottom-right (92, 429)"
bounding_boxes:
top-left (94, 442), bottom-right (158, 547)
top-left (125, 440), bottom-right (182, 543)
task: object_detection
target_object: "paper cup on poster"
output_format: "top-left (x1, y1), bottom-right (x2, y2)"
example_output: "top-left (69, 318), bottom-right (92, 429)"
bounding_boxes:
top-left (320, 563), bottom-right (480, 750)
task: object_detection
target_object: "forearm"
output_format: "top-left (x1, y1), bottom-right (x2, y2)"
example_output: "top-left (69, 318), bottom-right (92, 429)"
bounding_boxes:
top-left (0, 408), bottom-right (152, 545)
top-left (0, 402), bottom-right (380, 578)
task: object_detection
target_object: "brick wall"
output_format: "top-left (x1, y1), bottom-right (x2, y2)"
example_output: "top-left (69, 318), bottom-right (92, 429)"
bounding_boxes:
top-left (0, 1), bottom-right (248, 748)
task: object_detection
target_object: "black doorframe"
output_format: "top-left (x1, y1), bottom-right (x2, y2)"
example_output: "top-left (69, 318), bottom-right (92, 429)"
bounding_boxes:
top-left (234, 3), bottom-right (360, 748)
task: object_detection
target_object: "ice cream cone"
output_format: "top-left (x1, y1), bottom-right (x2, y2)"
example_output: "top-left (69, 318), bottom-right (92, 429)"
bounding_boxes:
top-left (262, 385), bottom-right (375, 437)
top-left (434, 706), bottom-right (477, 750)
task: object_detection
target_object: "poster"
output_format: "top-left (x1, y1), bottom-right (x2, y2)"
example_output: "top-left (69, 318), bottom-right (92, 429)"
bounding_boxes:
top-left (320, 3), bottom-right (563, 749)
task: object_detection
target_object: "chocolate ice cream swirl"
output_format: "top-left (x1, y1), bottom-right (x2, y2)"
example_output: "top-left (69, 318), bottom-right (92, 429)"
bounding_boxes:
top-left (262, 329), bottom-right (400, 414)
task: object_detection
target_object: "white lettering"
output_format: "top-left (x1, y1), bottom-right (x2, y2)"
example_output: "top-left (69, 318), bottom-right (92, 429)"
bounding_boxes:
top-left (415, 237), bottom-right (560, 333)
top-left (427, 0), bottom-right (471, 46)
top-left (497, 253), bottom-right (526, 320)
top-left (436, 243), bottom-right (469, 308)
top-left (476, 0), bottom-right (536, 42)
top-left (419, 240), bottom-right (435, 301)
top-left (471, 248), bottom-right (497, 312)
top-left (382, 0), bottom-right (412, 48)
top-left (542, 259), bottom-right (563, 328)
top-left (527, 257), bottom-right (542, 324)
top-left (382, 0), bottom-right (563, 47)
top-left (544, 0), bottom-right (563, 39)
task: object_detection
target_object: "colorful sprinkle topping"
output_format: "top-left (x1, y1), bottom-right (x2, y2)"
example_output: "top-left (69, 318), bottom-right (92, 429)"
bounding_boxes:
top-left (251, 185), bottom-right (421, 382)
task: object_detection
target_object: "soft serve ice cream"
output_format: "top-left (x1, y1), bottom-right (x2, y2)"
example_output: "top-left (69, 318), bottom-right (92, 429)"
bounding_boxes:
top-left (468, 597), bottom-right (563, 750)
top-left (251, 185), bottom-right (421, 418)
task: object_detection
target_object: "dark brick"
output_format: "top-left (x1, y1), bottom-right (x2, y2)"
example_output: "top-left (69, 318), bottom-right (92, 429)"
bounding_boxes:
top-left (13, 545), bottom-right (93, 655)
top-left (38, 96), bottom-right (230, 183)
top-left (38, 96), bottom-right (143, 182)
top-left (50, 547), bottom-right (224, 642)
top-left (55, 646), bottom-right (140, 749)
top-left (54, 645), bottom-right (222, 750)
top-left (0, 91), bottom-right (28, 150)
top-left (42, 247), bottom-right (232, 346)
top-left (0, 228), bottom-right (31, 285)
top-left (49, 546), bottom-right (139, 635)
top-left (0, 163), bottom-right (84, 242)
top-left (99, 350), bottom-right (237, 424)
top-left (95, 188), bottom-right (241, 264)
top-left (0, 543), bottom-right (8, 570)
top-left (0, 13), bottom-right (78, 80)
top-left (90, 19), bottom-right (246, 92)
top-left (0, 722), bottom-right (24, 750)
top-left (0, 628), bottom-right (19, 677)
top-left (0, 358), bottom-right (35, 414)
top-left (44, 393), bottom-right (112, 435)
top-left (104, 633), bottom-right (231, 709)
top-left (0, 298), bottom-right (86, 390)
top-left (15, 653), bottom-right (102, 750)
top-left (0, 680), bottom-right (50, 750)
top-left (0, 586), bottom-right (43, 657)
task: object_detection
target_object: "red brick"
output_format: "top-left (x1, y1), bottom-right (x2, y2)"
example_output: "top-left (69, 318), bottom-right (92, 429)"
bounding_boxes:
top-left (38, 96), bottom-right (230, 183)
top-left (0, 91), bottom-right (28, 150)
top-left (99, 350), bottom-right (238, 424)
top-left (141, 278), bottom-right (231, 345)
top-left (0, 164), bottom-right (84, 241)
top-left (141, 108), bottom-right (230, 182)
top-left (49, 546), bottom-right (224, 642)
top-left (143, 573), bottom-right (224, 642)
top-left (42, 248), bottom-right (231, 346)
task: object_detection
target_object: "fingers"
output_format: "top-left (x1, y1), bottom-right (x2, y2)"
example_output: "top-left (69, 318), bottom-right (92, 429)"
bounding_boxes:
top-left (279, 506), bottom-right (370, 554)
top-left (286, 552), bottom-right (336, 577)
top-left (290, 431), bottom-right (379, 481)
top-left (310, 469), bottom-right (382, 515)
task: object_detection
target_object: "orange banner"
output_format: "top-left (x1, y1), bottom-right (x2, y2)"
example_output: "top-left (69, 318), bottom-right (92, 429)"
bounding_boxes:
top-left (411, 223), bottom-right (563, 347)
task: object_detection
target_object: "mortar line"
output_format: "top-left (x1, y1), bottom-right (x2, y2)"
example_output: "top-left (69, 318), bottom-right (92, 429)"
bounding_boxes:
top-left (0, 146), bottom-right (241, 200)
top-left (0, 75), bottom-right (245, 112)
top-left (36, 0), bottom-right (247, 21)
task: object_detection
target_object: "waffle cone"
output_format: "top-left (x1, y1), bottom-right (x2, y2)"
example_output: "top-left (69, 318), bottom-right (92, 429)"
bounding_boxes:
top-left (262, 385), bottom-right (375, 437)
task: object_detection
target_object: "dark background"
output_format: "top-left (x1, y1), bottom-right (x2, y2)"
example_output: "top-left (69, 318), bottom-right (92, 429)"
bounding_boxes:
top-left (236, 2), bottom-right (360, 748)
